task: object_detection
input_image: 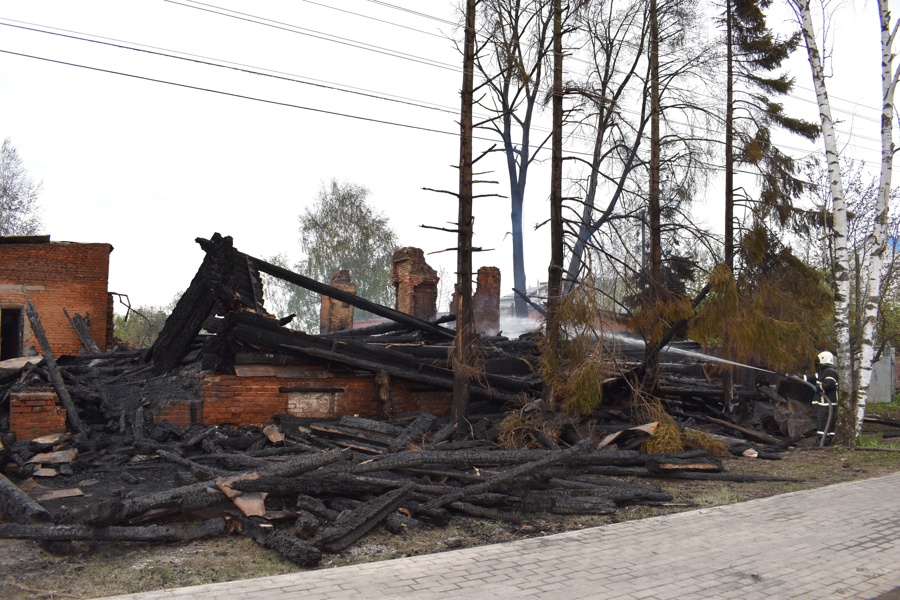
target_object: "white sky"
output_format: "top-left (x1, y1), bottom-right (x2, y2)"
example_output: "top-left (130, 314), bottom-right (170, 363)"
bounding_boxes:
top-left (0, 0), bottom-right (890, 312)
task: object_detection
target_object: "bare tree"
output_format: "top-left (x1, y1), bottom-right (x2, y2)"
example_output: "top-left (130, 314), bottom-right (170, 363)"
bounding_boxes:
top-left (0, 138), bottom-right (43, 236)
top-left (475, 0), bottom-right (554, 317)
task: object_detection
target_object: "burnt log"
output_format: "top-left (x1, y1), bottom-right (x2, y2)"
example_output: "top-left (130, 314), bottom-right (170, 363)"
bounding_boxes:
top-left (62, 309), bottom-right (101, 355)
top-left (339, 416), bottom-right (405, 437)
top-left (0, 473), bottom-right (52, 524)
top-left (865, 415), bottom-right (900, 428)
top-left (656, 472), bottom-right (802, 483)
top-left (389, 414), bottom-right (438, 452)
top-left (239, 517), bottom-right (322, 566)
top-left (293, 511), bottom-right (321, 540)
top-left (310, 422), bottom-right (394, 447)
top-left (0, 519), bottom-right (226, 543)
top-left (447, 501), bottom-right (523, 523)
top-left (424, 439), bottom-right (593, 510)
top-left (74, 448), bottom-right (350, 526)
top-left (702, 416), bottom-right (781, 445)
top-left (313, 484), bottom-right (414, 553)
top-left (24, 301), bottom-right (86, 435)
top-left (644, 455), bottom-right (723, 474)
top-left (519, 490), bottom-right (618, 515)
top-left (149, 233), bottom-right (233, 373)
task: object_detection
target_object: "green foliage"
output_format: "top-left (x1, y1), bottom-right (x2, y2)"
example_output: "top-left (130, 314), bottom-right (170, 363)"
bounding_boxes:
top-left (288, 179), bottom-right (399, 333)
top-left (539, 279), bottom-right (609, 415)
top-left (724, 0), bottom-right (818, 236)
top-left (691, 224), bottom-right (833, 372)
top-left (0, 137), bottom-right (43, 235)
top-left (113, 294), bottom-right (180, 349)
top-left (114, 306), bottom-right (168, 349)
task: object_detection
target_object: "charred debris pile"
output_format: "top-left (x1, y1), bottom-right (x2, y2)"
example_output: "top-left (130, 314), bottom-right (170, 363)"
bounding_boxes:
top-left (0, 234), bottom-right (818, 564)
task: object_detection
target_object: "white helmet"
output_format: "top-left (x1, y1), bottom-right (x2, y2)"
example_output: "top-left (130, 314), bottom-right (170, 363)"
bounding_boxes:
top-left (817, 351), bottom-right (835, 367)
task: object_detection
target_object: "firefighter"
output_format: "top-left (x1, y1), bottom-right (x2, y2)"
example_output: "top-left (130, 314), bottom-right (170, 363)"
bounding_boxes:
top-left (804, 351), bottom-right (839, 446)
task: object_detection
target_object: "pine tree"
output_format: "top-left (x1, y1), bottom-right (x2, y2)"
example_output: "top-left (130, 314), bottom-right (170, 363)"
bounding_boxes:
top-left (722, 0), bottom-right (818, 267)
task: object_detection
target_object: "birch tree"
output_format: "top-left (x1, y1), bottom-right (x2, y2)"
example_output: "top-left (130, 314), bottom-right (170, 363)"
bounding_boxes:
top-left (789, 0), bottom-right (853, 436)
top-left (855, 0), bottom-right (900, 438)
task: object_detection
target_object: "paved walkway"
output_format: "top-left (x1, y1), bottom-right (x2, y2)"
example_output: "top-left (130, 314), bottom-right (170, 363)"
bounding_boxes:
top-left (98, 473), bottom-right (900, 600)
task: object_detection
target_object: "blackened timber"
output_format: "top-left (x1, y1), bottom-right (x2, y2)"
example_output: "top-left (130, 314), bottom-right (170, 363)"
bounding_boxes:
top-left (239, 517), bottom-right (322, 566)
top-left (313, 484), bottom-right (414, 553)
top-left (322, 321), bottom-right (409, 338)
top-left (228, 311), bottom-right (535, 397)
top-left (423, 439), bottom-right (594, 509)
top-left (244, 252), bottom-right (456, 340)
top-left (0, 520), bottom-right (227, 543)
top-left (229, 321), bottom-right (525, 403)
top-left (389, 414), bottom-right (437, 452)
top-left (0, 473), bottom-right (52, 524)
top-left (150, 234), bottom-right (232, 373)
top-left (340, 416), bottom-right (405, 437)
top-left (245, 255), bottom-right (266, 313)
top-left (63, 309), bottom-right (101, 354)
top-left (74, 448), bottom-right (350, 526)
top-left (24, 301), bottom-right (86, 435)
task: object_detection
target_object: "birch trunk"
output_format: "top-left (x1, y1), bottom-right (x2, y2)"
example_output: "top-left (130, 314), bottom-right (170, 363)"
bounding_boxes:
top-left (856, 0), bottom-right (899, 440)
top-left (792, 0), bottom-right (852, 435)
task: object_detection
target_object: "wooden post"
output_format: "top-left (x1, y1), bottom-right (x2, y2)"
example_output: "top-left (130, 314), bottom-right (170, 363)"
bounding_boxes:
top-left (25, 302), bottom-right (85, 435)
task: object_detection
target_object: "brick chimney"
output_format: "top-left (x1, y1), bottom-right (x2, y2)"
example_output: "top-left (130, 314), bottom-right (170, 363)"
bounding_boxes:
top-left (391, 247), bottom-right (439, 321)
top-left (473, 266), bottom-right (501, 336)
top-left (320, 269), bottom-right (357, 333)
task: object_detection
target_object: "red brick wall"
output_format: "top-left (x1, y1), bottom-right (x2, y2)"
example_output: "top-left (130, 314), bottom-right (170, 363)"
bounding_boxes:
top-left (473, 267), bottom-right (501, 336)
top-left (0, 241), bottom-right (112, 356)
top-left (151, 401), bottom-right (196, 427)
top-left (197, 365), bottom-right (451, 425)
top-left (9, 388), bottom-right (67, 440)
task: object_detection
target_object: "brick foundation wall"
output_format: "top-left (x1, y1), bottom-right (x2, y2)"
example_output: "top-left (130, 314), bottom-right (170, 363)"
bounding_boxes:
top-left (9, 388), bottom-right (67, 440)
top-left (0, 241), bottom-right (113, 356)
top-left (197, 365), bottom-right (451, 425)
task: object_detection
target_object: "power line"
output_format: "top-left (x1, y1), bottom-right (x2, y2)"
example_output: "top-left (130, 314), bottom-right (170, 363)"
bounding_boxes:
top-left (300, 0), bottom-right (448, 39)
top-left (0, 20), bottom-right (460, 116)
top-left (0, 48), bottom-right (464, 137)
top-left (365, 0), bottom-right (458, 26)
top-left (162, 0), bottom-right (460, 72)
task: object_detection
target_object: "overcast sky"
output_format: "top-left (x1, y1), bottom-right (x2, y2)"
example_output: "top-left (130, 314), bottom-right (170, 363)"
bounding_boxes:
top-left (0, 0), bottom-right (890, 313)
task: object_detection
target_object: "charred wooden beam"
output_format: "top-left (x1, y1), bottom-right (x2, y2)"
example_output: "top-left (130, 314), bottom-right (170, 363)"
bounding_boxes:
top-left (423, 439), bottom-right (593, 509)
top-left (242, 252), bottom-right (456, 340)
top-left (0, 519), bottom-right (227, 543)
top-left (149, 234), bottom-right (233, 373)
top-left (63, 308), bottom-right (101, 354)
top-left (313, 484), bottom-right (414, 553)
top-left (389, 414), bottom-right (438, 452)
top-left (238, 517), bottom-right (322, 566)
top-left (0, 473), bottom-right (52, 524)
top-left (24, 301), bottom-right (86, 435)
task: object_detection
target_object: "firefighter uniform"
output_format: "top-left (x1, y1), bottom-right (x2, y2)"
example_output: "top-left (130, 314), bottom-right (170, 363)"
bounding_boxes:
top-left (804, 351), bottom-right (839, 445)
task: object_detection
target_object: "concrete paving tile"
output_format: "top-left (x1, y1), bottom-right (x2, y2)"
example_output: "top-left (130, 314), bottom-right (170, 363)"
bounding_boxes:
top-left (91, 473), bottom-right (900, 600)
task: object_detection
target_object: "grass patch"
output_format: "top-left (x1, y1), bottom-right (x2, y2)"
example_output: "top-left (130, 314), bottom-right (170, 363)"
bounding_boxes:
top-left (693, 487), bottom-right (747, 507)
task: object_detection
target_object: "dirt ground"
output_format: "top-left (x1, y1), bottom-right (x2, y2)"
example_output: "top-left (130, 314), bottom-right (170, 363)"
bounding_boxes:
top-left (2, 426), bottom-right (900, 600)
